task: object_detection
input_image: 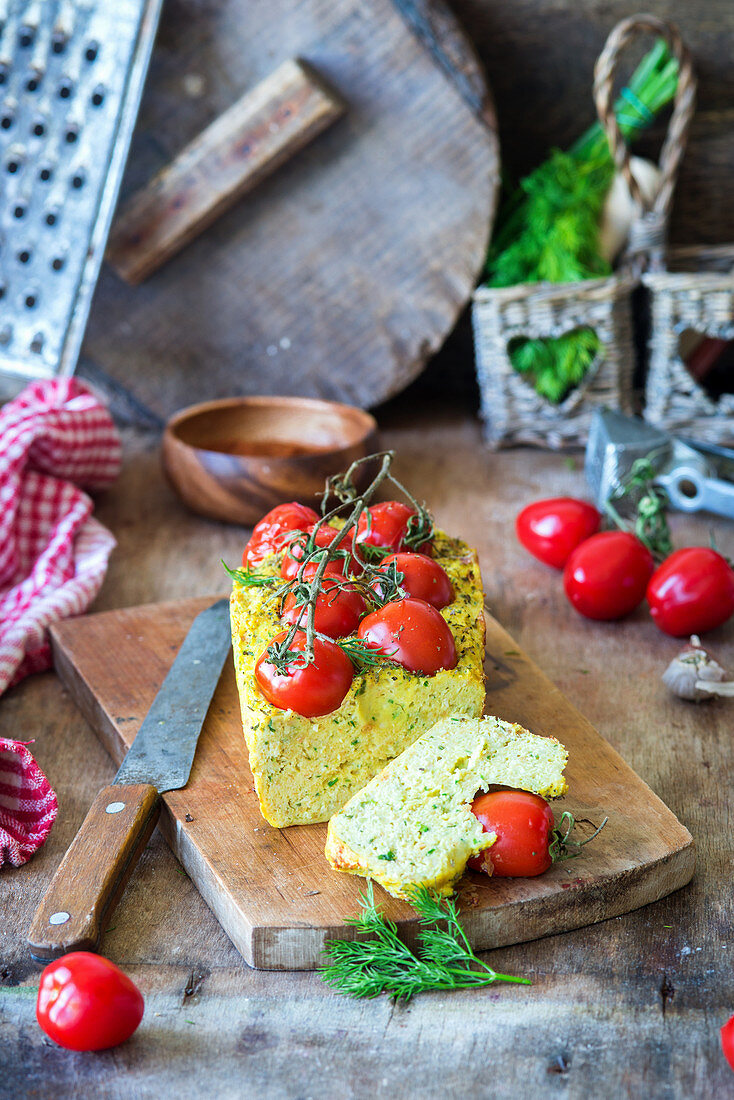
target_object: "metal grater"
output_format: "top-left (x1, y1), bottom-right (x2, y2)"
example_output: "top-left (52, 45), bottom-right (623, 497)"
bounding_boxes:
top-left (0, 0), bottom-right (163, 400)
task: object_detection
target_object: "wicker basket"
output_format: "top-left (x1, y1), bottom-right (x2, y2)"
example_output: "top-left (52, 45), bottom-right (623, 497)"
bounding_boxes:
top-left (472, 15), bottom-right (696, 450)
top-left (472, 276), bottom-right (636, 449)
top-left (643, 246), bottom-right (734, 444)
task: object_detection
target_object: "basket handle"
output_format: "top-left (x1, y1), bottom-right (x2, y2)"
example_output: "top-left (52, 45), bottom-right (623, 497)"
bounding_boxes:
top-left (593, 15), bottom-right (696, 263)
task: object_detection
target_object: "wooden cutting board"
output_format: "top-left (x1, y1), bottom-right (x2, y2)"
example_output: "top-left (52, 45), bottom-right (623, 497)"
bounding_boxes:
top-left (49, 597), bottom-right (695, 971)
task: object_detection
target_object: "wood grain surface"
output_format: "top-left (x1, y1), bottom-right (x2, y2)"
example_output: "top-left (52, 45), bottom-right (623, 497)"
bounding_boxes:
top-left (107, 59), bottom-right (345, 285)
top-left (2, 400), bottom-right (733, 1097)
top-left (83, 0), bottom-right (498, 417)
top-left (161, 395), bottom-right (378, 524)
top-left (48, 597), bottom-right (693, 969)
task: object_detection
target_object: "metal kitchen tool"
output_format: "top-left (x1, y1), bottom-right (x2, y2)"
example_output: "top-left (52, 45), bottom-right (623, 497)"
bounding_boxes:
top-left (28, 598), bottom-right (231, 963)
top-left (585, 408), bottom-right (734, 521)
top-left (0, 0), bottom-right (163, 401)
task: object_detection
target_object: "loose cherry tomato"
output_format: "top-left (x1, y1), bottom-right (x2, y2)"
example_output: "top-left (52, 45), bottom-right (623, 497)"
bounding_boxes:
top-left (376, 552), bottom-right (454, 609)
top-left (255, 630), bottom-right (353, 717)
top-left (36, 952), bottom-right (144, 1052)
top-left (721, 1013), bottom-right (734, 1072)
top-left (355, 501), bottom-right (432, 557)
top-left (280, 525), bottom-right (349, 580)
top-left (357, 597), bottom-right (457, 675)
top-left (516, 497), bottom-right (601, 569)
top-left (243, 502), bottom-right (318, 567)
top-left (563, 531), bottom-right (654, 621)
top-left (467, 790), bottom-right (555, 877)
top-left (281, 578), bottom-right (366, 639)
top-left (647, 547), bottom-right (734, 637)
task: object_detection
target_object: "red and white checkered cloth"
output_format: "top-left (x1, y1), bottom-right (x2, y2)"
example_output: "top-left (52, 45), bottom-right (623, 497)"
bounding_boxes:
top-left (0, 379), bottom-right (120, 866)
top-left (0, 739), bottom-right (58, 868)
top-left (0, 378), bottom-right (121, 695)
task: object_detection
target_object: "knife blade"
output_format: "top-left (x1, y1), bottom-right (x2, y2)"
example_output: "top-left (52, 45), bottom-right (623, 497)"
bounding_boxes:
top-left (28, 598), bottom-right (231, 963)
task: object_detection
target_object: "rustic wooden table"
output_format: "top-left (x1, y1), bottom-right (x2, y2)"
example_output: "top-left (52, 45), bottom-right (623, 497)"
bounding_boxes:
top-left (2, 397), bottom-right (733, 1099)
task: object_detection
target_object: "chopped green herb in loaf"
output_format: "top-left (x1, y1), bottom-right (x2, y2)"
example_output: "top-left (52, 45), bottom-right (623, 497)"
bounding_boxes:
top-left (325, 715), bottom-right (568, 899)
top-left (230, 530), bottom-right (486, 827)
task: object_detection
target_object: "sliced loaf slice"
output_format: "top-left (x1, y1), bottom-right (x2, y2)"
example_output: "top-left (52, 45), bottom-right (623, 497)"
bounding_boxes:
top-left (325, 715), bottom-right (568, 899)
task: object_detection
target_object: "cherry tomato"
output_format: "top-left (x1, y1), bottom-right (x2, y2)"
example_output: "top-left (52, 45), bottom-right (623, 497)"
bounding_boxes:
top-left (280, 525), bottom-right (349, 580)
top-left (255, 629), bottom-right (353, 717)
top-left (516, 497), bottom-right (601, 569)
top-left (36, 952), bottom-right (144, 1052)
top-left (281, 578), bottom-right (366, 639)
top-left (467, 790), bottom-right (555, 877)
top-left (721, 1013), bottom-right (734, 1072)
top-left (646, 547), bottom-right (734, 637)
top-left (563, 531), bottom-right (654, 621)
top-left (243, 502), bottom-right (318, 567)
top-left (376, 552), bottom-right (454, 609)
top-left (357, 597), bottom-right (457, 675)
top-left (355, 501), bottom-right (432, 557)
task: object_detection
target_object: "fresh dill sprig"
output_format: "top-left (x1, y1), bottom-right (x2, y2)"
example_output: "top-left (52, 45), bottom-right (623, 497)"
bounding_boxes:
top-left (321, 881), bottom-right (529, 1001)
top-left (604, 453), bottom-right (673, 562)
top-left (337, 638), bottom-right (401, 672)
top-left (221, 560), bottom-right (275, 588)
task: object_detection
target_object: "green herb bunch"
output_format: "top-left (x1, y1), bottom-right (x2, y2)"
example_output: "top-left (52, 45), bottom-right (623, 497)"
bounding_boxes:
top-left (321, 881), bottom-right (529, 1001)
top-left (484, 40), bottom-right (680, 404)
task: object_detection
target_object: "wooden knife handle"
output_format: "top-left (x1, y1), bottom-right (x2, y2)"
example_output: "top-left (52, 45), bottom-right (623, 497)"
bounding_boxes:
top-left (28, 784), bottom-right (160, 963)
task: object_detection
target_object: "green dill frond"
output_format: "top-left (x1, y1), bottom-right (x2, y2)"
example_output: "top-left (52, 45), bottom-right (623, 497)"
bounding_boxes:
top-left (321, 881), bottom-right (530, 1001)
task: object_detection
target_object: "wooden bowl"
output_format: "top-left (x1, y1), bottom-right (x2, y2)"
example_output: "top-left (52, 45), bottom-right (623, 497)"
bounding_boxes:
top-left (162, 396), bottom-right (379, 525)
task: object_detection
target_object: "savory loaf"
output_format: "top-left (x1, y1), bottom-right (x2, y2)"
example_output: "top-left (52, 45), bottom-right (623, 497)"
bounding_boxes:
top-left (325, 715), bottom-right (568, 899)
top-left (230, 529), bottom-right (486, 828)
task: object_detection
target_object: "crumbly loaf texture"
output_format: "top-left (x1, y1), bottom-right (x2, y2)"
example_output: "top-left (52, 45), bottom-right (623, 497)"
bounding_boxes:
top-left (230, 529), bottom-right (486, 827)
top-left (325, 715), bottom-right (568, 899)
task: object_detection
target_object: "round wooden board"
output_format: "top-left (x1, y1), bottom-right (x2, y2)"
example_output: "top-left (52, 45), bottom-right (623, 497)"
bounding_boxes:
top-left (83, 0), bottom-right (499, 417)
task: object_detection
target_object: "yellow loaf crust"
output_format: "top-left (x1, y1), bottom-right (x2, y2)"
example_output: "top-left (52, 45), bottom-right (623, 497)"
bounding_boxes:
top-left (230, 529), bottom-right (486, 827)
top-left (325, 715), bottom-right (568, 899)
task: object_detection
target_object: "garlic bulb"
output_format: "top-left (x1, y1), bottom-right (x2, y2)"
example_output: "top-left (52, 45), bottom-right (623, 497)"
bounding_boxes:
top-left (662, 636), bottom-right (730, 701)
top-left (599, 156), bottom-right (662, 264)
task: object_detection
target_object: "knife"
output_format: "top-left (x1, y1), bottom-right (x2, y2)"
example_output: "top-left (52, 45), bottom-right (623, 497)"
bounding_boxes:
top-left (28, 598), bottom-right (231, 963)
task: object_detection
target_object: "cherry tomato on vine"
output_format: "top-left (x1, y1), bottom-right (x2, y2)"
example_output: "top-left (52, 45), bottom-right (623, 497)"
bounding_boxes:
top-left (243, 502), bottom-right (318, 567)
top-left (355, 501), bottom-right (432, 557)
top-left (516, 497), bottom-right (601, 569)
top-left (357, 597), bottom-right (457, 675)
top-left (563, 531), bottom-right (654, 621)
top-left (376, 552), bottom-right (454, 609)
top-left (721, 1013), bottom-right (734, 1072)
top-left (467, 789), bottom-right (556, 877)
top-left (36, 952), bottom-right (144, 1052)
top-left (255, 630), bottom-right (353, 717)
top-left (646, 547), bottom-right (734, 637)
top-left (281, 578), bottom-right (366, 639)
top-left (280, 524), bottom-right (349, 580)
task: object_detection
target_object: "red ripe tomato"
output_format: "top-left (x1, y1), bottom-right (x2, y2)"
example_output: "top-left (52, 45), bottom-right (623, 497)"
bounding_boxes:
top-left (467, 790), bottom-right (555, 877)
top-left (281, 578), bottom-right (366, 639)
top-left (280, 524), bottom-right (349, 580)
top-left (516, 497), bottom-right (601, 569)
top-left (255, 630), bottom-right (353, 717)
top-left (243, 502), bottom-right (318, 567)
top-left (355, 501), bottom-right (432, 557)
top-left (36, 952), bottom-right (144, 1052)
top-left (377, 552), bottom-right (454, 610)
top-left (357, 598), bottom-right (457, 675)
top-left (721, 1013), bottom-right (734, 1072)
top-left (563, 531), bottom-right (654, 621)
top-left (646, 547), bottom-right (734, 637)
